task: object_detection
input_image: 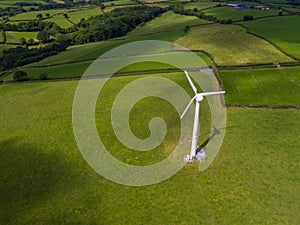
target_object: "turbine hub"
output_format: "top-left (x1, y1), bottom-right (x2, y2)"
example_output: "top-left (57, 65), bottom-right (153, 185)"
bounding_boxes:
top-left (195, 94), bottom-right (203, 102)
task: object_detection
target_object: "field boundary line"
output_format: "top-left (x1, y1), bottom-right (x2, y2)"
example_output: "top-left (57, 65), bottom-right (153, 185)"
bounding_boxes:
top-left (235, 23), bottom-right (299, 61)
top-left (227, 104), bottom-right (300, 110)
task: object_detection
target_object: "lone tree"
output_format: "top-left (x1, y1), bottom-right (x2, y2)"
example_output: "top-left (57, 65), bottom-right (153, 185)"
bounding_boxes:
top-left (13, 70), bottom-right (29, 82)
top-left (36, 13), bottom-right (43, 19)
top-left (20, 37), bottom-right (26, 46)
top-left (39, 72), bottom-right (49, 80)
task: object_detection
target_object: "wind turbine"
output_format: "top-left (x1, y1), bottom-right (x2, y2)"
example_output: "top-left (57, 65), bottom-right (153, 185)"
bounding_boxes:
top-left (180, 71), bottom-right (225, 162)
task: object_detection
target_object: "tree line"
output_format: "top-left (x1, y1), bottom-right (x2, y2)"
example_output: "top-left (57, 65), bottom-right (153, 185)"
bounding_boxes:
top-left (0, 6), bottom-right (164, 71)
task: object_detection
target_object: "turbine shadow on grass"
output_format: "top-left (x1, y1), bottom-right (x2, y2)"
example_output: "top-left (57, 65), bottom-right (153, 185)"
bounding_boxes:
top-left (199, 126), bottom-right (235, 148)
top-left (0, 138), bottom-right (86, 224)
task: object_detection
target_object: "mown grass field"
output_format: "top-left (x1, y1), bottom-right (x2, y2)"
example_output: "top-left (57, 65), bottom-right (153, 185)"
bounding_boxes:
top-left (176, 24), bottom-right (293, 66)
top-left (0, 79), bottom-right (299, 224)
top-left (220, 66), bottom-right (300, 106)
top-left (241, 15), bottom-right (300, 59)
top-left (202, 6), bottom-right (281, 21)
top-left (129, 11), bottom-right (210, 36)
top-left (5, 31), bottom-right (38, 44)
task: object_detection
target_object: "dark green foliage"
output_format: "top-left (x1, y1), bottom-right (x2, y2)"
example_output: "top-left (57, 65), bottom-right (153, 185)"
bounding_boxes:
top-left (36, 13), bottom-right (43, 19)
top-left (172, 3), bottom-right (184, 14)
top-left (0, 41), bottom-right (68, 70)
top-left (39, 72), bottom-right (49, 80)
top-left (13, 70), bottom-right (29, 82)
top-left (0, 20), bottom-right (61, 32)
top-left (1, 30), bottom-right (6, 44)
top-left (19, 37), bottom-right (26, 46)
top-left (71, 6), bottom-right (164, 44)
top-left (37, 31), bottom-right (50, 43)
top-left (243, 15), bottom-right (253, 21)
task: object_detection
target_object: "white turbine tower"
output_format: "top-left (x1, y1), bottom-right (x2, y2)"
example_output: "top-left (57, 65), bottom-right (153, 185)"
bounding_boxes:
top-left (181, 71), bottom-right (225, 162)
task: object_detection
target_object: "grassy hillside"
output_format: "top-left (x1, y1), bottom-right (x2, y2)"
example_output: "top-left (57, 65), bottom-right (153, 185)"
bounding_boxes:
top-left (176, 24), bottom-right (293, 66)
top-left (129, 11), bottom-right (211, 36)
top-left (0, 79), bottom-right (299, 224)
top-left (67, 8), bottom-right (103, 24)
top-left (220, 66), bottom-right (300, 106)
top-left (241, 15), bottom-right (300, 59)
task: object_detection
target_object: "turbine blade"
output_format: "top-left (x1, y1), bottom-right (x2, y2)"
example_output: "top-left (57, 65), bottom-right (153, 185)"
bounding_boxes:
top-left (201, 91), bottom-right (225, 97)
top-left (184, 71), bottom-right (197, 94)
top-left (180, 96), bottom-right (196, 119)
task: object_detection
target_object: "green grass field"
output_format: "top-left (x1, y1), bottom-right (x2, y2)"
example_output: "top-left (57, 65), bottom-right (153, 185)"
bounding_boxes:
top-left (0, 78), bottom-right (299, 224)
top-left (241, 15), bottom-right (300, 59)
top-left (10, 9), bottom-right (68, 21)
top-left (18, 30), bottom-right (185, 69)
top-left (129, 11), bottom-right (210, 36)
top-left (45, 14), bottom-right (74, 28)
top-left (202, 6), bottom-right (282, 21)
top-left (220, 66), bottom-right (300, 105)
top-left (5, 31), bottom-right (38, 44)
top-left (176, 24), bottom-right (293, 66)
top-left (67, 8), bottom-right (103, 24)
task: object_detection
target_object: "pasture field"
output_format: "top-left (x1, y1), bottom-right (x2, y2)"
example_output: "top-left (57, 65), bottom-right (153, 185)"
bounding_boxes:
top-left (129, 11), bottom-right (210, 36)
top-left (220, 66), bottom-right (300, 106)
top-left (19, 30), bottom-right (185, 69)
top-left (176, 24), bottom-right (293, 66)
top-left (8, 52), bottom-right (212, 80)
top-left (241, 15), bottom-right (300, 59)
top-left (0, 78), bottom-right (299, 224)
top-left (283, 6), bottom-right (300, 12)
top-left (5, 31), bottom-right (38, 44)
top-left (45, 14), bottom-right (74, 28)
top-left (9, 9), bottom-right (69, 21)
top-left (202, 6), bottom-right (282, 21)
top-left (67, 8), bottom-right (103, 23)
top-left (184, 1), bottom-right (218, 10)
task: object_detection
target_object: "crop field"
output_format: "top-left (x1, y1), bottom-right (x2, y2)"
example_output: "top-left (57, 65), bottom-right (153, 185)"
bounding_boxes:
top-left (176, 24), bottom-right (293, 66)
top-left (5, 31), bottom-right (38, 44)
top-left (220, 66), bottom-right (300, 106)
top-left (0, 78), bottom-right (299, 224)
top-left (129, 11), bottom-right (211, 36)
top-left (202, 6), bottom-right (282, 21)
top-left (241, 15), bottom-right (300, 59)
top-left (67, 8), bottom-right (103, 23)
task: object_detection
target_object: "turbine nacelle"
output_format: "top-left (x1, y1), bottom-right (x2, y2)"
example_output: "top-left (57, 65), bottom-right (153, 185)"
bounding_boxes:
top-left (195, 93), bottom-right (203, 102)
